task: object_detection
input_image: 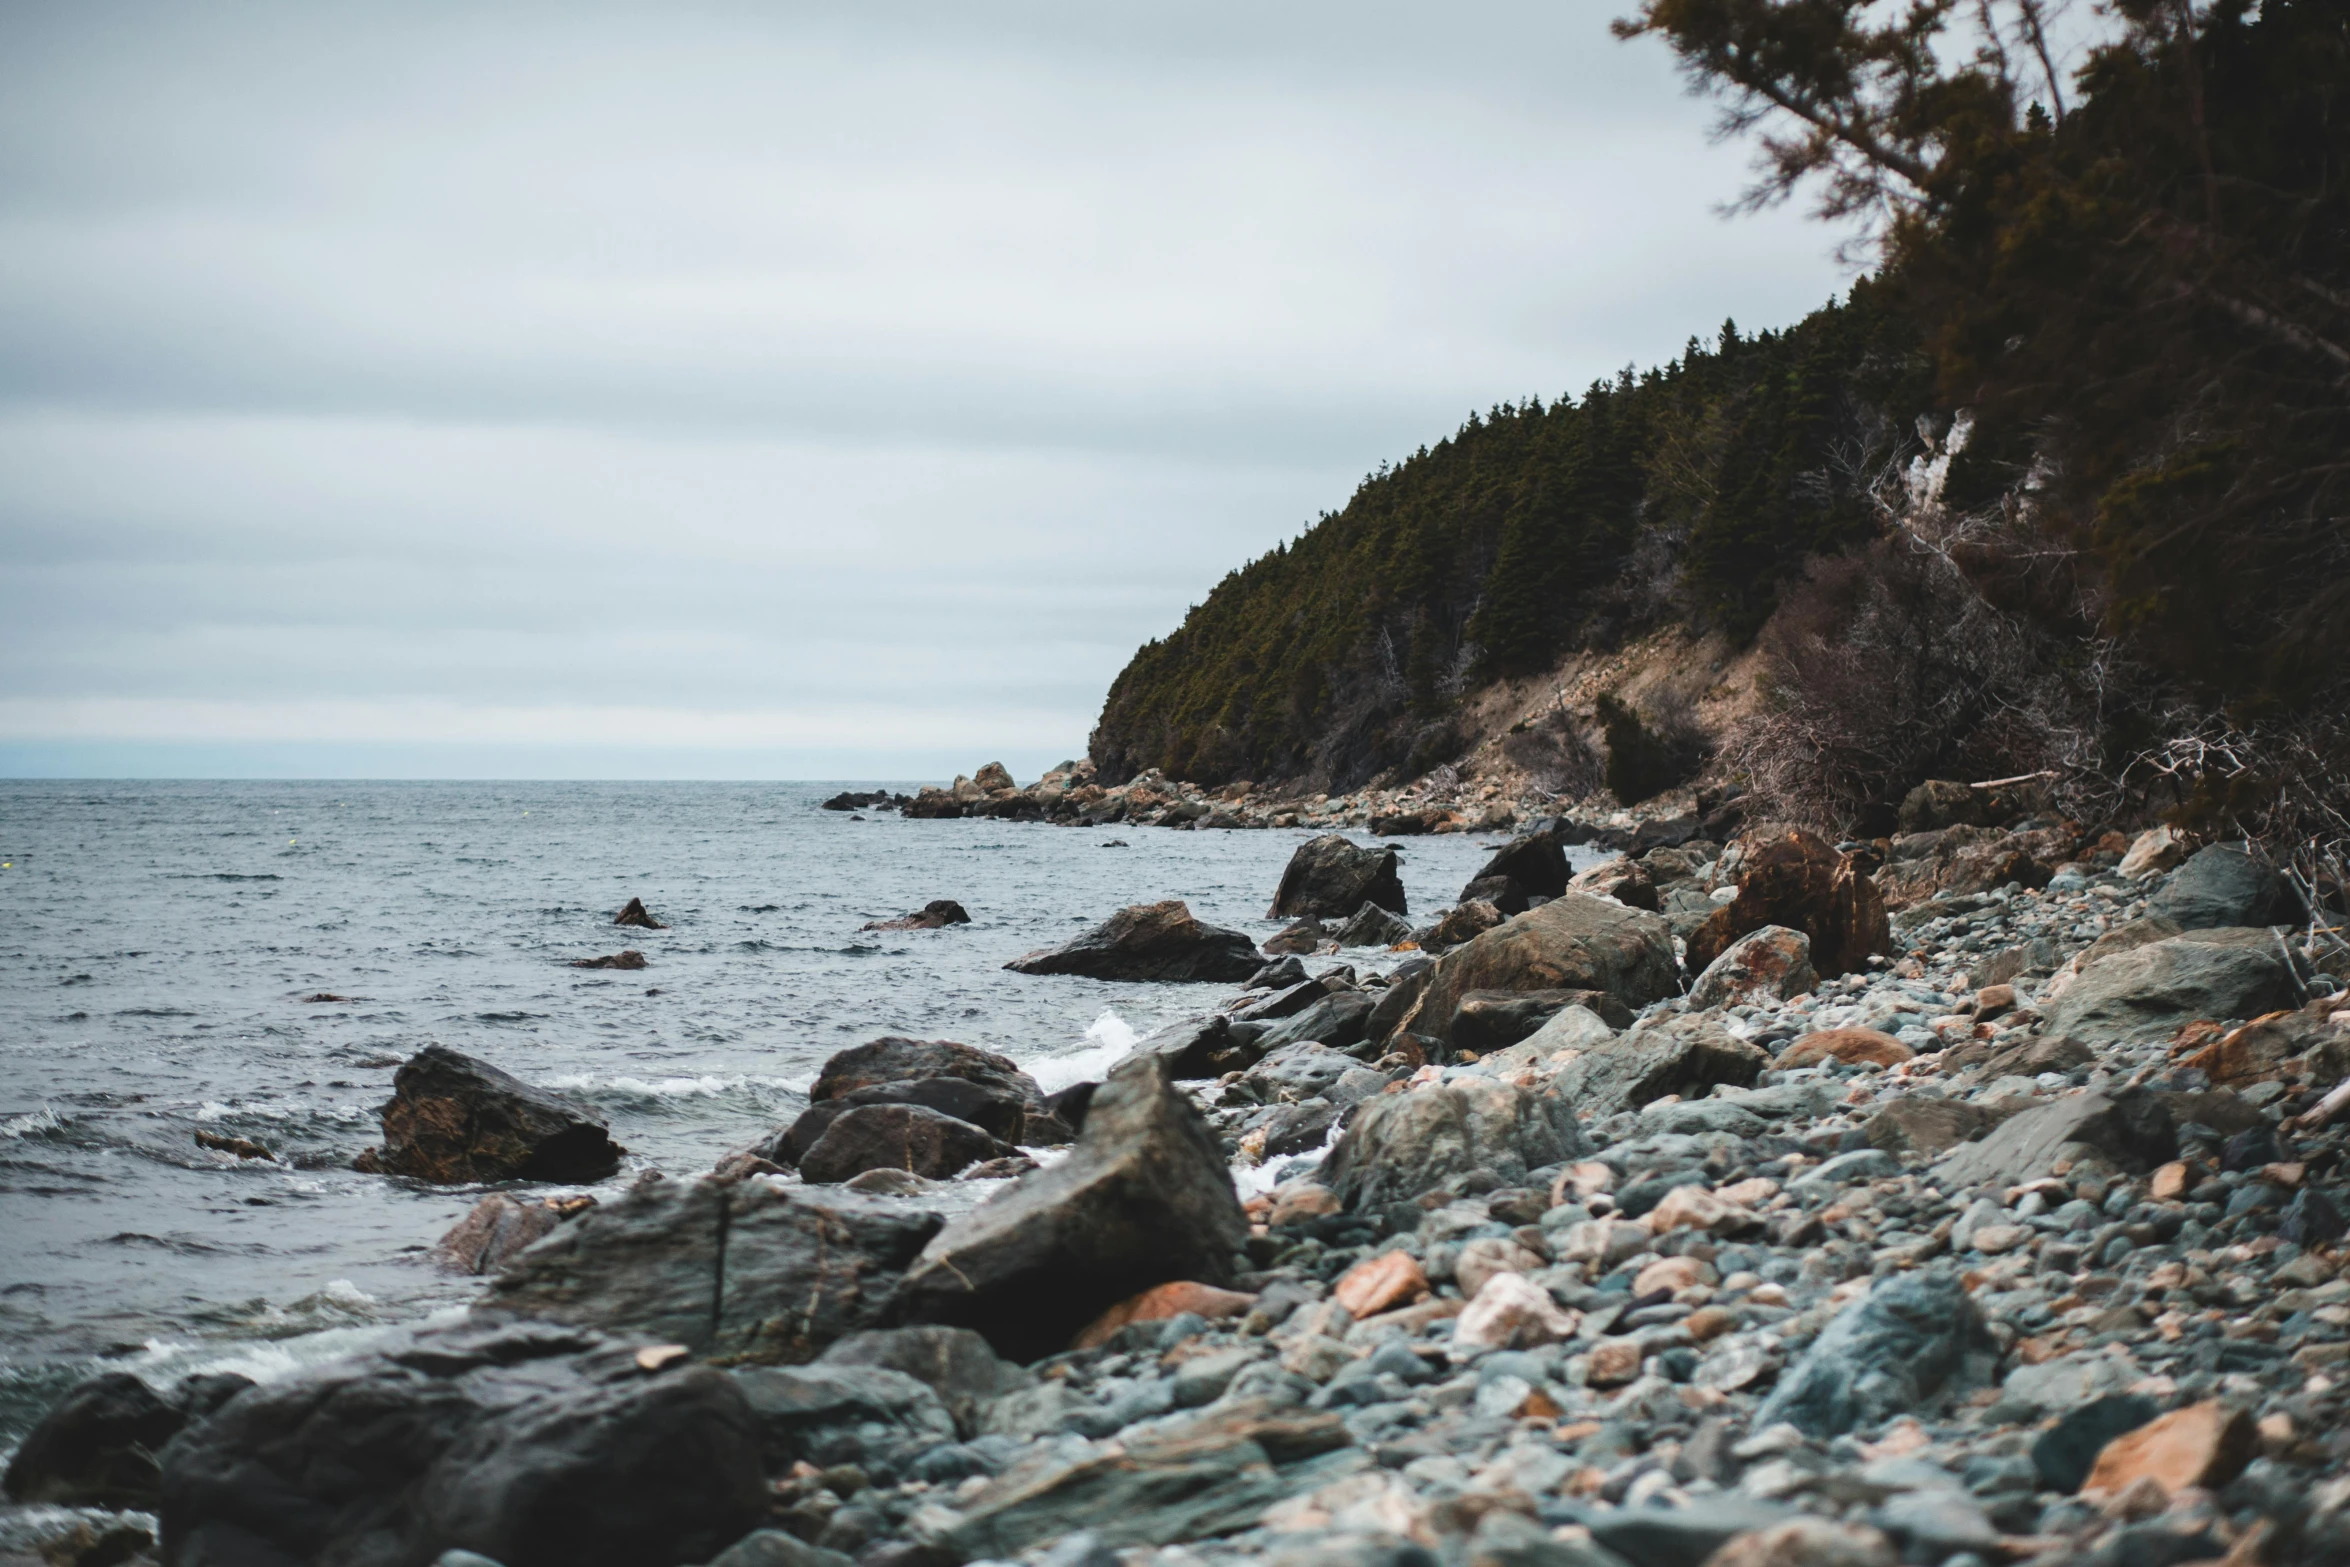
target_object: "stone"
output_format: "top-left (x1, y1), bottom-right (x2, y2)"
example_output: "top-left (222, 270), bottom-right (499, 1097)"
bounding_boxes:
top-left (1333, 1251), bottom-right (1431, 1318)
top-left (2117, 825), bottom-right (2188, 879)
top-left (614, 897), bottom-right (667, 928)
top-left (1752, 1269), bottom-right (1994, 1436)
top-left (1242, 1040), bottom-right (1360, 1100)
top-left (1270, 835), bottom-right (1408, 919)
top-left (1586, 1499), bottom-right (1799, 1567)
top-left (1689, 926), bottom-right (1817, 1011)
top-left (1775, 1029), bottom-right (1912, 1070)
top-left (1452, 989), bottom-right (1631, 1055)
top-left (1636, 1255), bottom-right (1716, 1296)
top-left (1546, 1014), bottom-right (1769, 1118)
top-left (1454, 1271), bottom-right (1579, 1352)
top-left (1648, 1186), bottom-right (1758, 1236)
top-left (1254, 993), bottom-right (1377, 1054)
top-left (893, 1054), bottom-right (1249, 1361)
top-left (1400, 894), bottom-right (1678, 1049)
top-left (2041, 929), bottom-right (2303, 1046)
top-left (1422, 899), bottom-right (1508, 953)
top-left (729, 1363), bottom-right (958, 1478)
top-left (1789, 1149), bottom-right (1898, 1192)
top-left (1264, 917), bottom-right (1327, 956)
top-left (1322, 1077), bottom-right (1585, 1217)
top-left (1461, 874), bottom-right (1536, 915)
top-left (1686, 831), bottom-right (1890, 979)
top-left (815, 1326), bottom-right (1032, 1439)
top-left (1897, 780), bottom-right (1987, 833)
top-left (1465, 831), bottom-right (1572, 904)
top-left (571, 949), bottom-right (648, 970)
top-left (1568, 856), bottom-right (1661, 911)
top-left (1333, 902), bottom-right (1415, 949)
top-left (434, 1194), bottom-right (588, 1276)
top-left (2081, 1400), bottom-right (2258, 1497)
top-left (158, 1319), bottom-right (766, 1567)
top-left (804, 1037), bottom-right (1060, 1142)
top-left (486, 1174), bottom-right (940, 1363)
top-left (2147, 844), bottom-right (2299, 931)
top-left (352, 1045), bottom-right (623, 1184)
top-left (703, 1531), bottom-right (857, 1567)
top-left (2030, 1394), bottom-right (2161, 1493)
top-left (1125, 1014), bottom-right (1256, 1080)
top-left (2176, 1008), bottom-right (2334, 1088)
top-left (860, 900), bottom-right (972, 932)
top-left (1070, 1281), bottom-right (1259, 1350)
top-left (767, 1076), bottom-right (1038, 1169)
top-left (3, 1371), bottom-right (242, 1509)
top-left (1454, 1236), bottom-right (1545, 1297)
top-left (797, 1104), bottom-right (1014, 1185)
top-left (1933, 1089), bottom-right (2177, 1186)
top-left (1006, 900), bottom-right (1261, 982)
top-left (1701, 1519), bottom-right (1894, 1567)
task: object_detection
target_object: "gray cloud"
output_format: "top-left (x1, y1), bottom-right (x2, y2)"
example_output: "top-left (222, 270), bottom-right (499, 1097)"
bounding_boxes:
top-left (0, 0), bottom-right (1854, 778)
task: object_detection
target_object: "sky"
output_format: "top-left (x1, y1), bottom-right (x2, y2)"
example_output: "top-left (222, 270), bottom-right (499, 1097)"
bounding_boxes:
top-left (0, 0), bottom-right (1858, 781)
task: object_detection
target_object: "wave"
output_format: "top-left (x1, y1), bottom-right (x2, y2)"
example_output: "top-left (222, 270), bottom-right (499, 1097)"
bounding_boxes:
top-left (1023, 1011), bottom-right (1139, 1094)
top-left (0, 1107), bottom-right (68, 1140)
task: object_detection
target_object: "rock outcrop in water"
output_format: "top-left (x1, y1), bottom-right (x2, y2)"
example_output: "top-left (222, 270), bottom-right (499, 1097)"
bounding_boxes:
top-left (352, 1045), bottom-right (624, 1184)
top-left (614, 897), bottom-right (668, 929)
top-left (1268, 835), bottom-right (1407, 919)
top-left (1004, 899), bottom-right (1261, 983)
top-left (860, 899), bottom-right (972, 931)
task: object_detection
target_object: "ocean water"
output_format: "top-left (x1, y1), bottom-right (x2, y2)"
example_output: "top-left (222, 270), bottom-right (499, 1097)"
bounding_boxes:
top-left (0, 779), bottom-right (1509, 1457)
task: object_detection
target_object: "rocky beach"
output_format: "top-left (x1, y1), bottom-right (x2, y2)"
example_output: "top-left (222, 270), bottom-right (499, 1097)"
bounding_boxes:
top-left (11, 774), bottom-right (2348, 1567)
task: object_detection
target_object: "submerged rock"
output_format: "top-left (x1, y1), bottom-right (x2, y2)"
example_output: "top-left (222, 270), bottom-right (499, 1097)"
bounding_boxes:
top-left (892, 1054), bottom-right (1249, 1360)
top-left (1269, 835), bottom-right (1407, 919)
top-left (614, 897), bottom-right (668, 929)
top-left (570, 949), bottom-right (648, 970)
top-left (1005, 900), bottom-right (1262, 983)
top-left (435, 1193), bottom-right (594, 1275)
top-left (860, 900), bottom-right (972, 931)
top-left (352, 1045), bottom-right (623, 1184)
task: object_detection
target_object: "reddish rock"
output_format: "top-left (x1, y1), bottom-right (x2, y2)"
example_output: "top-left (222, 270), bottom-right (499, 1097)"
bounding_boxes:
top-left (1688, 830), bottom-right (1890, 978)
top-left (2083, 1400), bottom-right (2257, 1496)
top-left (1334, 1251), bottom-right (1431, 1318)
top-left (1689, 925), bottom-right (1817, 1010)
top-left (613, 897), bottom-right (667, 929)
top-left (570, 950), bottom-right (647, 970)
top-left (1585, 1339), bottom-right (1644, 1388)
top-left (1453, 1272), bottom-right (1578, 1351)
top-left (1069, 1281), bottom-right (1258, 1350)
top-left (1777, 1028), bottom-right (1914, 1070)
top-left (860, 900), bottom-right (972, 932)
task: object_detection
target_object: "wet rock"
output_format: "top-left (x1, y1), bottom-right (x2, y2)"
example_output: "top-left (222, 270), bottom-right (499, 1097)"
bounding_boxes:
top-left (1402, 894), bottom-right (1678, 1051)
top-left (893, 1054), bottom-right (1249, 1361)
top-left (1362, 959), bottom-right (1435, 1050)
top-left (1752, 1269), bottom-right (1994, 1436)
top-left (487, 1174), bottom-right (940, 1363)
top-left (1124, 1015), bottom-right (1257, 1080)
top-left (798, 1104), bottom-right (1014, 1185)
top-left (730, 1363), bottom-right (957, 1479)
top-left (1463, 831), bottom-right (1572, 906)
top-left (434, 1193), bottom-right (592, 1275)
top-left (158, 1319), bottom-right (765, 1567)
top-left (3, 1371), bottom-right (241, 1509)
top-left (1774, 1029), bottom-right (1911, 1070)
top-left (1451, 988), bottom-right (1631, 1055)
top-left (766, 1076), bottom-right (1037, 1169)
top-left (1264, 917), bottom-right (1328, 956)
top-left (1323, 1076), bottom-right (1583, 1216)
top-left (806, 1038), bottom-right (1060, 1143)
top-left (352, 1045), bottom-right (623, 1184)
top-left (815, 1326), bottom-right (1033, 1438)
top-left (1242, 1041), bottom-right (1361, 1100)
top-left (860, 901), bottom-right (972, 932)
top-left (2031, 1394), bottom-right (2161, 1493)
top-left (1254, 991), bottom-right (1376, 1053)
top-left (1686, 830), bottom-right (1889, 979)
top-left (193, 1128), bottom-right (275, 1160)
top-left (1005, 900), bottom-right (1261, 983)
top-left (1070, 1281), bottom-right (1258, 1350)
top-left (1333, 901), bottom-right (1415, 949)
top-left (1270, 835), bottom-right (1408, 919)
top-left (614, 897), bottom-right (667, 929)
top-left (2147, 844), bottom-right (2299, 931)
top-left (2041, 928), bottom-right (2303, 1047)
top-left (1546, 1014), bottom-right (1769, 1118)
top-left (571, 950), bottom-right (648, 970)
top-left (2081, 1399), bottom-right (2257, 1497)
top-left (1934, 1089), bottom-right (2176, 1185)
top-left (1688, 926), bottom-right (1816, 1011)
top-left (1257, 1098), bottom-right (1340, 1157)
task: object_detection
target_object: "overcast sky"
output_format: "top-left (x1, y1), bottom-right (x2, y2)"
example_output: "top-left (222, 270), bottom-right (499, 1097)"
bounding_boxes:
top-left (0, 0), bottom-right (1855, 781)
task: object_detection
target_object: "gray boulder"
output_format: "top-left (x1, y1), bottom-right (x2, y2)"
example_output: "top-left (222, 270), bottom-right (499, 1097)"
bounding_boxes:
top-left (1451, 988), bottom-right (1632, 1055)
top-left (485, 1174), bottom-right (940, 1363)
top-left (1006, 901), bottom-right (1261, 983)
top-left (1242, 1041), bottom-right (1362, 1100)
top-left (4, 1370), bottom-right (250, 1510)
top-left (1399, 894), bottom-right (1678, 1050)
top-left (1933, 1089), bottom-right (2177, 1186)
top-left (1544, 1015), bottom-right (1770, 1118)
top-left (805, 1037), bottom-right (1060, 1141)
top-left (352, 1045), bottom-right (622, 1184)
top-left (1323, 1076), bottom-right (1584, 1216)
top-left (1123, 1014), bottom-right (1259, 1079)
top-left (158, 1320), bottom-right (766, 1567)
top-left (1333, 901), bottom-right (1415, 948)
top-left (1252, 992), bottom-right (1375, 1053)
top-left (815, 1326), bottom-right (1034, 1437)
top-left (2147, 844), bottom-right (2299, 930)
top-left (2041, 928), bottom-right (2302, 1045)
top-left (728, 1363), bottom-right (958, 1479)
top-left (1270, 835), bottom-right (1407, 919)
top-left (892, 1054), bottom-right (1250, 1360)
top-left (1752, 1269), bottom-right (1996, 1436)
top-left (796, 1103), bottom-right (1013, 1185)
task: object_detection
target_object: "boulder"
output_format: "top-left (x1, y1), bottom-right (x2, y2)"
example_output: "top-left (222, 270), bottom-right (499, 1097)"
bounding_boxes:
top-left (1461, 832), bottom-right (1571, 908)
top-left (352, 1046), bottom-right (623, 1184)
top-left (434, 1194), bottom-right (591, 1275)
top-left (1241, 1041), bottom-right (1360, 1100)
top-left (614, 897), bottom-right (667, 929)
top-left (1863, 1099), bottom-right (2012, 1160)
top-left (1752, 1269), bottom-right (1995, 1436)
top-left (805, 1037), bottom-right (1061, 1142)
top-left (1450, 988), bottom-right (1631, 1056)
top-left (797, 1104), bottom-right (1014, 1185)
top-left (1687, 926), bottom-right (1816, 1010)
top-left (1361, 958), bottom-right (1435, 1051)
top-left (764, 1075), bottom-right (1035, 1167)
top-left (1568, 857), bottom-right (1661, 912)
top-left (860, 900), bottom-right (972, 932)
top-left (1252, 992), bottom-right (1375, 1054)
top-left (486, 1174), bottom-right (940, 1363)
top-left (1897, 779), bottom-right (1989, 833)
top-left (2040, 929), bottom-right (2302, 1046)
top-left (1687, 830), bottom-right (1889, 978)
top-left (1401, 894), bottom-right (1677, 1051)
top-left (1070, 1281), bottom-right (1259, 1350)
top-left (1005, 900), bottom-right (1261, 983)
top-left (571, 950), bottom-right (648, 970)
top-left (1269, 835), bottom-right (1407, 919)
top-left (1263, 917), bottom-right (1327, 956)
top-left (2117, 825), bottom-right (2189, 879)
top-left (729, 1363), bottom-right (957, 1480)
top-left (1332, 902), bottom-right (1415, 949)
top-left (2081, 1400), bottom-right (2257, 1497)
top-left (1322, 1077), bottom-right (1584, 1216)
top-left (1420, 899), bottom-right (1507, 952)
top-left (1544, 1014), bottom-right (1769, 1118)
top-left (1933, 1089), bottom-right (2177, 1187)
top-left (1481, 1004), bottom-right (1616, 1069)
top-left (1775, 1028), bottom-right (1911, 1070)
top-left (4, 1371), bottom-right (250, 1509)
top-left (158, 1320), bottom-right (766, 1567)
top-left (972, 761), bottom-right (1015, 792)
top-left (815, 1326), bottom-right (1034, 1438)
top-left (892, 1054), bottom-right (1250, 1361)
top-left (2031, 1395), bottom-right (2162, 1493)
top-left (1460, 874), bottom-right (1535, 915)
top-left (2148, 844), bottom-right (2300, 930)
top-left (1123, 1014), bottom-right (1258, 1080)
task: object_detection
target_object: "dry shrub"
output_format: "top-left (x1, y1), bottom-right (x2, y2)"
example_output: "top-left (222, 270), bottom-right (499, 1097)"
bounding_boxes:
top-left (1727, 535), bottom-right (2108, 834)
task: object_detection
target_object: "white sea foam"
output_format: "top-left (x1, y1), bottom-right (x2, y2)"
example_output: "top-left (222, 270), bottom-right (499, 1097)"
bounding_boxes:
top-left (0, 1106), bottom-right (65, 1139)
top-left (1025, 1010), bottom-right (1139, 1093)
